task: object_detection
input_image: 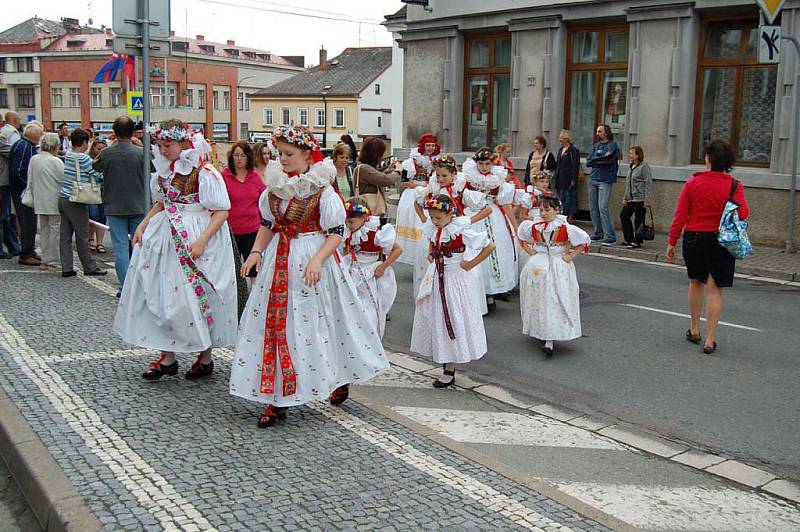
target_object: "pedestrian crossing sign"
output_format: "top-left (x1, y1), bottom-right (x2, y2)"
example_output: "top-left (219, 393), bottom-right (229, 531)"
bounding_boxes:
top-left (127, 91), bottom-right (144, 116)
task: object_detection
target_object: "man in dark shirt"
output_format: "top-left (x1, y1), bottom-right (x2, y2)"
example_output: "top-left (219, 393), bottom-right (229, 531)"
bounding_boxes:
top-left (92, 116), bottom-right (148, 291)
top-left (9, 123), bottom-right (43, 265)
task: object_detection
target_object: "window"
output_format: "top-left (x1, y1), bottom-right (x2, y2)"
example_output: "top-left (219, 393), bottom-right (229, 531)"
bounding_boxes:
top-left (565, 25), bottom-right (629, 153)
top-left (223, 90), bottom-right (230, 110)
top-left (110, 87), bottom-right (122, 107)
top-left (69, 88), bottom-right (81, 107)
top-left (693, 19), bottom-right (776, 166)
top-left (298, 107), bottom-right (308, 126)
top-left (377, 116), bottom-right (382, 128)
top-left (213, 90), bottom-right (219, 110)
top-left (463, 34), bottom-right (512, 149)
top-left (0, 59), bottom-right (6, 72)
top-left (51, 88), bottom-right (63, 108)
top-left (240, 122), bottom-right (248, 140)
top-left (186, 89), bottom-right (194, 108)
top-left (15, 57), bottom-right (34, 72)
top-left (168, 87), bottom-right (176, 107)
top-left (238, 91), bottom-right (245, 111)
top-left (172, 41), bottom-right (187, 52)
top-left (263, 107), bottom-right (273, 126)
top-left (281, 107), bottom-right (290, 126)
top-left (0, 89), bottom-right (7, 108)
top-left (375, 83), bottom-right (381, 95)
top-left (16, 88), bottom-right (35, 108)
top-left (90, 87), bottom-right (102, 107)
top-left (151, 87), bottom-right (164, 107)
top-left (333, 108), bottom-right (344, 128)
top-left (245, 94), bottom-right (250, 111)
top-left (315, 108), bottom-right (325, 127)
top-left (198, 89), bottom-right (206, 109)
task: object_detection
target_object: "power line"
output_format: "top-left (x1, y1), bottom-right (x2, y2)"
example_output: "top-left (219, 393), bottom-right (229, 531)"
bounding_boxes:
top-left (199, 0), bottom-right (383, 25)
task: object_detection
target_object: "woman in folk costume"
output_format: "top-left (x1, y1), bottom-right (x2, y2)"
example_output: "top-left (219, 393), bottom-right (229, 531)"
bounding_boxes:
top-left (231, 126), bottom-right (388, 428)
top-left (397, 133), bottom-right (440, 295)
top-left (113, 119), bottom-right (238, 380)
top-left (411, 195), bottom-right (495, 388)
top-left (341, 198), bottom-right (403, 338)
top-left (518, 194), bottom-right (590, 357)
top-left (462, 148), bottom-right (523, 311)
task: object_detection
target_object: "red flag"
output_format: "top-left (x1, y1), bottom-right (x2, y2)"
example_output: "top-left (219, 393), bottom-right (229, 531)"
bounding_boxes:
top-left (123, 55), bottom-right (136, 86)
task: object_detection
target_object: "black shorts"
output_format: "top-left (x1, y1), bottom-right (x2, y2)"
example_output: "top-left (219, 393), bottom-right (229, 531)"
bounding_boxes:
top-left (234, 231), bottom-right (259, 278)
top-left (682, 231), bottom-right (735, 288)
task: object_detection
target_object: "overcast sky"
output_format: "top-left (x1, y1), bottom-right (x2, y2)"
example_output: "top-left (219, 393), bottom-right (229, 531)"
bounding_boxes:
top-left (6, 0), bottom-right (402, 65)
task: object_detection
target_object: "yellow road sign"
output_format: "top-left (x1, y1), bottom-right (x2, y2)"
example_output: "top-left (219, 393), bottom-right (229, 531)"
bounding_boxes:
top-left (127, 91), bottom-right (144, 116)
top-left (756, 0), bottom-right (786, 24)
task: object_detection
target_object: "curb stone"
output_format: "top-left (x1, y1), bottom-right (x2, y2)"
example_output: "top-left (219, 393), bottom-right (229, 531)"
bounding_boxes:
top-left (0, 388), bottom-right (102, 532)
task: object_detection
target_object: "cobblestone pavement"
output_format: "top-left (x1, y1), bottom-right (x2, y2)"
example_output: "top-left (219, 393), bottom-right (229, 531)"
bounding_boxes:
top-left (0, 458), bottom-right (40, 532)
top-left (0, 261), bottom-right (608, 531)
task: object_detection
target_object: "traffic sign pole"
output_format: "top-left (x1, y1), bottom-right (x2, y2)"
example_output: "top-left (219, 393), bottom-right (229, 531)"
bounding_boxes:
top-left (781, 34), bottom-right (799, 253)
top-left (141, 0), bottom-right (151, 204)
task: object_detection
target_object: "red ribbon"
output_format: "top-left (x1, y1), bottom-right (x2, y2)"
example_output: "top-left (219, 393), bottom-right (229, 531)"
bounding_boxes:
top-left (432, 228), bottom-right (457, 341)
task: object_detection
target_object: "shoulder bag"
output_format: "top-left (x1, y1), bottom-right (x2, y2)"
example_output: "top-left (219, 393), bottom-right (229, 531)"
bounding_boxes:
top-left (635, 205), bottom-right (655, 241)
top-left (354, 164), bottom-right (386, 217)
top-left (717, 179), bottom-right (751, 260)
top-left (69, 154), bottom-right (102, 205)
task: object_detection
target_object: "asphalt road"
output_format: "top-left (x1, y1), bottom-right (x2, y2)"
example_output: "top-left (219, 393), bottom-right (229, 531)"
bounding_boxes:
top-left (384, 254), bottom-right (800, 482)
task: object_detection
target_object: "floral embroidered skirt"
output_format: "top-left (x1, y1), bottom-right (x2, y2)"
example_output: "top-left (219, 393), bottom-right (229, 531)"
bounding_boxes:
top-left (519, 248), bottom-right (582, 341)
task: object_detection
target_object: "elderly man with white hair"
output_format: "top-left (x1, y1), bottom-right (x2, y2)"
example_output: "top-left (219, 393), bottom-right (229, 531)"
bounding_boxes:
top-left (28, 132), bottom-right (64, 268)
top-left (9, 121), bottom-right (44, 265)
top-left (0, 111), bottom-right (22, 258)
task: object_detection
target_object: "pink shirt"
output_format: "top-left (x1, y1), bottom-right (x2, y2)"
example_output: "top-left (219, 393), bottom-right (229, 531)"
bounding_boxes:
top-left (222, 167), bottom-right (266, 235)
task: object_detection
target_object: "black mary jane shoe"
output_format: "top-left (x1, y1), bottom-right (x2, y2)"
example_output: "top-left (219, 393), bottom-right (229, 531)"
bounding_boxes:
top-left (258, 405), bottom-right (279, 428)
top-left (330, 384), bottom-right (350, 406)
top-left (142, 360), bottom-right (178, 381)
top-left (685, 329), bottom-right (702, 344)
top-left (274, 406), bottom-right (288, 420)
top-left (185, 357), bottom-right (214, 380)
top-left (703, 342), bottom-right (717, 355)
top-left (432, 367), bottom-right (456, 388)
top-left (540, 344), bottom-right (554, 358)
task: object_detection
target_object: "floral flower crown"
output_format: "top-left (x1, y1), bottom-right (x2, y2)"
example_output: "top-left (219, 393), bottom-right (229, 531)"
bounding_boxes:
top-left (472, 148), bottom-right (496, 162)
top-left (425, 198), bottom-right (454, 213)
top-left (149, 124), bottom-right (193, 142)
top-left (344, 201), bottom-right (370, 217)
top-left (433, 155), bottom-right (458, 172)
top-left (533, 169), bottom-right (554, 179)
top-left (272, 126), bottom-right (320, 151)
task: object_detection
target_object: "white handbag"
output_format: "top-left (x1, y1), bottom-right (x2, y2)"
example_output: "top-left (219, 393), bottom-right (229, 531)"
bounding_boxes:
top-left (20, 184), bottom-right (34, 208)
top-left (68, 154), bottom-right (102, 205)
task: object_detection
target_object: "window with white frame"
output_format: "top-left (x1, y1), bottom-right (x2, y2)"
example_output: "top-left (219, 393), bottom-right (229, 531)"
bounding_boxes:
top-left (90, 87), bottom-right (102, 107)
top-left (375, 83), bottom-right (381, 95)
top-left (16, 88), bottom-right (35, 108)
top-left (263, 107), bottom-right (273, 126)
top-left (281, 107), bottom-right (290, 126)
top-left (298, 108), bottom-right (308, 126)
top-left (213, 90), bottom-right (219, 110)
top-left (223, 90), bottom-right (230, 110)
top-left (333, 108), bottom-right (344, 127)
top-left (51, 88), bottom-right (63, 107)
top-left (69, 87), bottom-right (81, 107)
top-left (238, 91), bottom-right (245, 111)
top-left (110, 87), bottom-right (122, 107)
top-left (168, 87), bottom-right (176, 106)
top-left (151, 87), bottom-right (165, 107)
top-left (315, 108), bottom-right (325, 127)
top-left (186, 89), bottom-right (194, 107)
top-left (245, 94), bottom-right (250, 111)
top-left (198, 89), bottom-right (205, 109)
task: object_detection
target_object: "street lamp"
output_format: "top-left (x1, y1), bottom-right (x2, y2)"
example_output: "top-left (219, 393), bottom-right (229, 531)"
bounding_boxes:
top-left (321, 84), bottom-right (332, 148)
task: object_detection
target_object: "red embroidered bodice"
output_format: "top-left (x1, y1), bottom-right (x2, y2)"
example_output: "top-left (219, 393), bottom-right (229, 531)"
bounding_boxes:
top-left (344, 229), bottom-right (382, 255)
top-left (531, 222), bottom-right (569, 245)
top-left (268, 192), bottom-right (322, 236)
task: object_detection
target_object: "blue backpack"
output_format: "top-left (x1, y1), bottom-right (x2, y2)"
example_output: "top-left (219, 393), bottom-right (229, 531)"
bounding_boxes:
top-left (717, 179), bottom-right (751, 260)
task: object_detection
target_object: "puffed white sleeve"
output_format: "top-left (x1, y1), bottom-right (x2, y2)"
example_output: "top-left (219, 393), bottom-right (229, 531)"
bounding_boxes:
top-left (517, 220), bottom-right (535, 243)
top-left (462, 229), bottom-right (490, 250)
top-left (495, 182), bottom-right (518, 205)
top-left (198, 166), bottom-right (231, 210)
top-left (150, 173), bottom-right (165, 203)
top-left (462, 188), bottom-right (486, 211)
top-left (401, 158), bottom-right (415, 175)
top-left (414, 185), bottom-right (430, 206)
top-left (258, 189), bottom-right (274, 226)
top-left (375, 223), bottom-right (397, 253)
top-left (567, 223), bottom-right (591, 250)
top-left (319, 186), bottom-right (346, 233)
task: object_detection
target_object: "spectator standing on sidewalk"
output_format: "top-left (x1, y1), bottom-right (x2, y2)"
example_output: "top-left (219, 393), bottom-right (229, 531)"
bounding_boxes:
top-left (9, 122), bottom-right (44, 265)
top-left (586, 124), bottom-right (619, 246)
top-left (57, 122), bottom-right (71, 157)
top-left (92, 116), bottom-right (147, 292)
top-left (553, 130), bottom-right (580, 223)
top-left (87, 138), bottom-right (108, 253)
top-left (667, 139), bottom-right (749, 355)
top-left (0, 111), bottom-right (22, 258)
top-left (523, 136), bottom-right (556, 188)
top-left (620, 145), bottom-right (653, 249)
top-left (59, 128), bottom-right (106, 278)
top-left (27, 133), bottom-right (64, 269)
top-left (253, 141), bottom-right (274, 181)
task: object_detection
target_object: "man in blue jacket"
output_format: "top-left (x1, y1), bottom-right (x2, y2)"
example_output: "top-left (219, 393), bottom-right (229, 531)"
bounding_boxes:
top-left (9, 123), bottom-right (43, 265)
top-left (586, 124), bottom-right (619, 245)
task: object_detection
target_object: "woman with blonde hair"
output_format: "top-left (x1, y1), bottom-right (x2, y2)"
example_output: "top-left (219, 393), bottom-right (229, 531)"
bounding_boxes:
top-left (87, 137), bottom-right (108, 253)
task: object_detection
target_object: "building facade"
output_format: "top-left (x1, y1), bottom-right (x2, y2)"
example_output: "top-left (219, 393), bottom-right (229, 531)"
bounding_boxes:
top-left (0, 18), bottom-right (304, 140)
top-left (394, 0), bottom-right (800, 245)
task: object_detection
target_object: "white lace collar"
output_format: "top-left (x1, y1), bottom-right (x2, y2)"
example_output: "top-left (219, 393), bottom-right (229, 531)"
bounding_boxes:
top-left (462, 158), bottom-right (507, 191)
top-left (421, 215), bottom-right (471, 243)
top-left (264, 160), bottom-right (334, 200)
top-left (532, 214), bottom-right (568, 232)
top-left (344, 216), bottom-right (380, 244)
top-left (409, 148), bottom-right (434, 174)
top-left (152, 145), bottom-right (203, 177)
top-left (429, 173), bottom-right (466, 195)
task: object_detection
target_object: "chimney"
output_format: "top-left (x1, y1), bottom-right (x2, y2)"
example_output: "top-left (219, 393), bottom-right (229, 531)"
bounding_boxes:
top-left (319, 46), bottom-right (327, 70)
top-left (227, 39), bottom-right (235, 46)
top-left (170, 30), bottom-right (175, 37)
top-left (105, 27), bottom-right (113, 36)
top-left (196, 34), bottom-right (204, 41)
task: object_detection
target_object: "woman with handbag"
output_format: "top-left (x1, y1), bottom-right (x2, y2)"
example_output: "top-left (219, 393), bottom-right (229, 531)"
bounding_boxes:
top-left (667, 139), bottom-right (749, 355)
top-left (57, 128), bottom-right (106, 278)
top-left (354, 137), bottom-right (402, 222)
top-left (620, 145), bottom-right (653, 248)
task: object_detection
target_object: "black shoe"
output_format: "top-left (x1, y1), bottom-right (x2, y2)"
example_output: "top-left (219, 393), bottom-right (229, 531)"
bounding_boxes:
top-left (0, 251), bottom-right (11, 259)
top-left (185, 357), bottom-right (214, 380)
top-left (703, 342), bottom-right (717, 355)
top-left (540, 344), bottom-right (554, 357)
top-left (330, 384), bottom-right (350, 406)
top-left (84, 268), bottom-right (107, 276)
top-left (61, 271), bottom-right (77, 278)
top-left (627, 242), bottom-right (642, 249)
top-left (685, 329), bottom-right (701, 344)
top-left (495, 292), bottom-right (511, 302)
top-left (142, 360), bottom-right (178, 381)
top-left (432, 366), bottom-right (456, 388)
top-left (258, 405), bottom-right (279, 428)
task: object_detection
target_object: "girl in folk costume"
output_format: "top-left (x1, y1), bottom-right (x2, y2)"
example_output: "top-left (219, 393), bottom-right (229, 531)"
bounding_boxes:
top-left (397, 133), bottom-right (440, 295)
top-left (518, 169), bottom-right (555, 221)
top-left (341, 198), bottom-right (403, 338)
top-left (113, 119), bottom-right (238, 380)
top-left (411, 195), bottom-right (495, 387)
top-left (231, 126), bottom-right (388, 428)
top-left (462, 148), bottom-right (523, 311)
top-left (518, 194), bottom-right (591, 357)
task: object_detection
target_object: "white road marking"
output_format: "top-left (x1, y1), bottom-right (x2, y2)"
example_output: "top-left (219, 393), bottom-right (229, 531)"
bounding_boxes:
top-left (392, 407), bottom-right (626, 450)
top-left (0, 314), bottom-right (214, 530)
top-left (0, 269), bottom-right (47, 274)
top-left (310, 402), bottom-right (572, 531)
top-left (553, 482), bottom-right (800, 531)
top-left (619, 304), bottom-right (762, 332)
